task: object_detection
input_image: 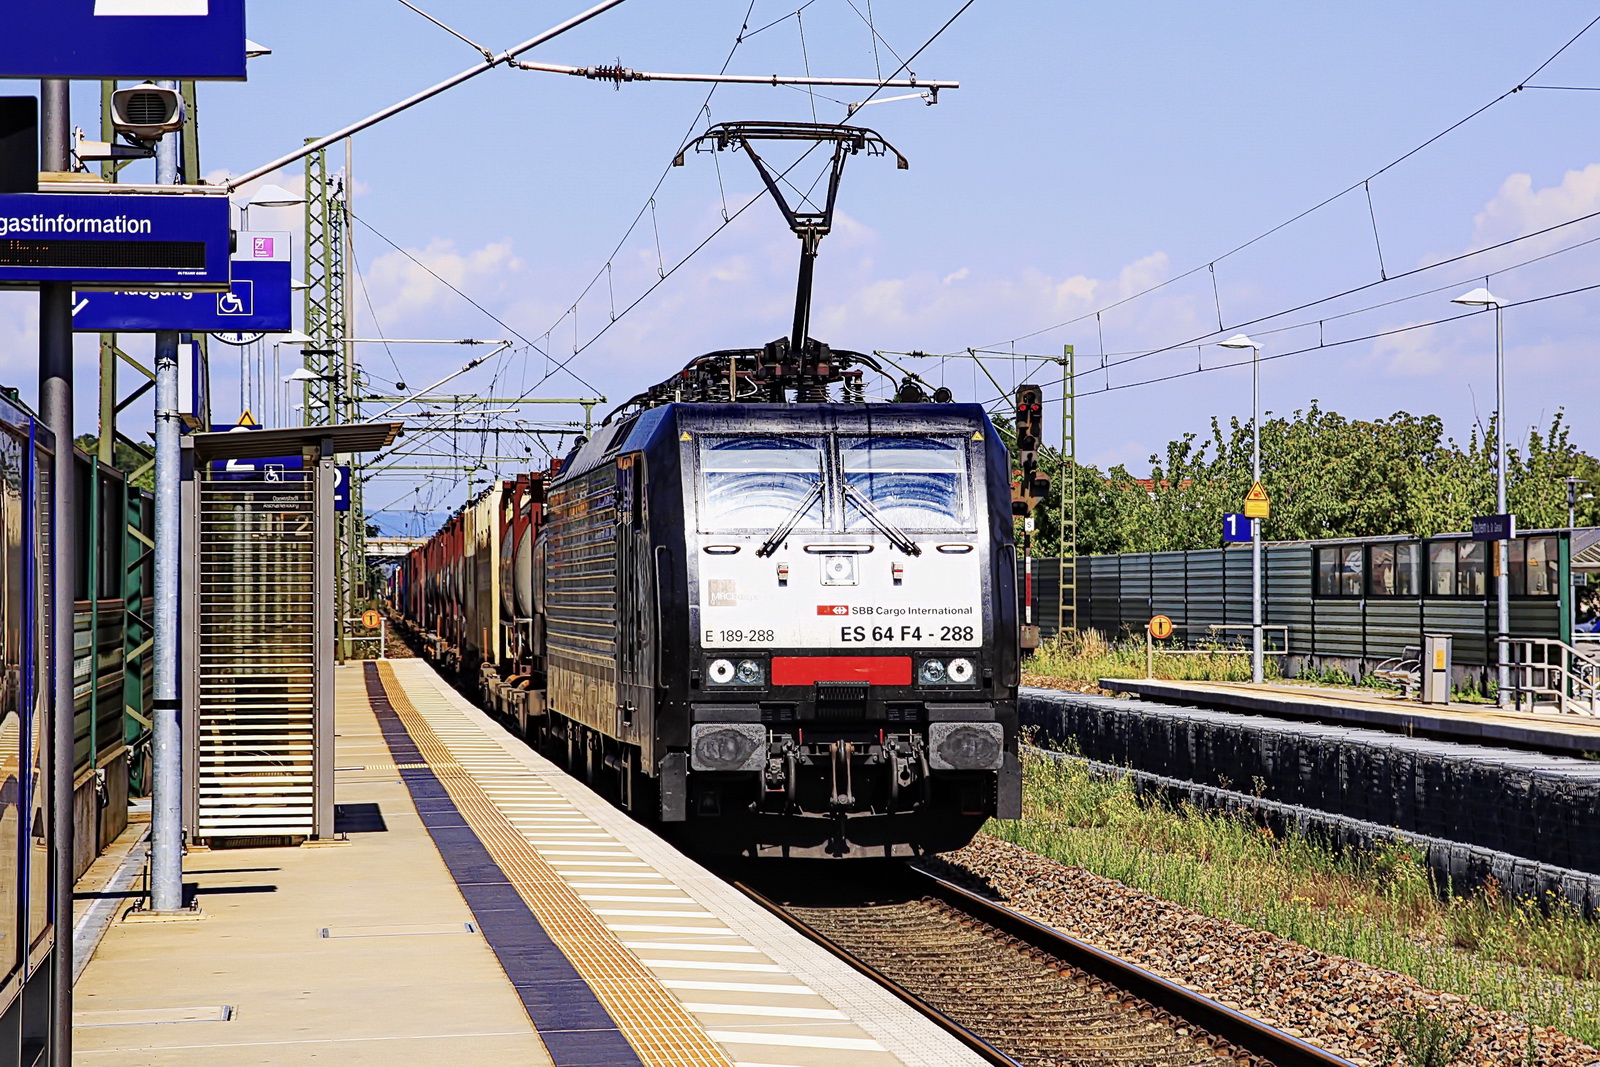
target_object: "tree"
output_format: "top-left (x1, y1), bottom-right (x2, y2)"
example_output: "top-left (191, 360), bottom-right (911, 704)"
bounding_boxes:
top-left (1007, 404), bottom-right (1600, 557)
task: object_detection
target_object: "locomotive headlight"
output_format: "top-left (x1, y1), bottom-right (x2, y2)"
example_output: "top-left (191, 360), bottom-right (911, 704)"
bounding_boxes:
top-left (918, 659), bottom-right (947, 685)
top-left (947, 657), bottom-right (975, 684)
top-left (708, 659), bottom-right (736, 684)
top-left (735, 659), bottom-right (764, 685)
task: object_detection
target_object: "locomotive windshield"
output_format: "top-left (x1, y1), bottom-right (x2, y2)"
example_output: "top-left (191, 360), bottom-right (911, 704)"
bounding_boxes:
top-left (840, 436), bottom-right (969, 532)
top-left (696, 432), bottom-right (973, 533)
top-left (699, 436), bottom-right (826, 531)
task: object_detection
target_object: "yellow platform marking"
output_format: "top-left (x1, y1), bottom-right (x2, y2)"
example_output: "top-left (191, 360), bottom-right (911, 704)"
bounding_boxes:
top-left (375, 662), bottom-right (734, 1067)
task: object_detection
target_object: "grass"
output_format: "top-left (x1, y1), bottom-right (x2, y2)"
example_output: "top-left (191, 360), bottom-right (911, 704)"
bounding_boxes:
top-left (1025, 630), bottom-right (1500, 704)
top-left (1024, 629), bottom-right (1282, 686)
top-left (987, 747), bottom-right (1600, 1047)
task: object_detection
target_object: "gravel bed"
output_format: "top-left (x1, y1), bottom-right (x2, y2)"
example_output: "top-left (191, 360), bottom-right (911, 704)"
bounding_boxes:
top-left (923, 835), bottom-right (1600, 1067)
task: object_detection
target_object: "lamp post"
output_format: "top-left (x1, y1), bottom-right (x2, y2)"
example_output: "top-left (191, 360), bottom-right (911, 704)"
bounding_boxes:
top-left (1453, 287), bottom-right (1510, 707)
top-left (1220, 333), bottom-right (1264, 683)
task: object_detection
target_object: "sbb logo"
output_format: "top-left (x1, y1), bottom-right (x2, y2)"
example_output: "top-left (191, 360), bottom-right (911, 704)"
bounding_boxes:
top-left (816, 604), bottom-right (849, 616)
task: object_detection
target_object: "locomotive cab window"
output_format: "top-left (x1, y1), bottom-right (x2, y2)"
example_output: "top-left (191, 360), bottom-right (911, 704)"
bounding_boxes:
top-left (840, 435), bottom-right (971, 532)
top-left (697, 436), bottom-right (826, 532)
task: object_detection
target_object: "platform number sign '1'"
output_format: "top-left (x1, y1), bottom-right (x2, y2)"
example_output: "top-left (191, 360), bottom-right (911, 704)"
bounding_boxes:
top-left (1222, 512), bottom-right (1251, 543)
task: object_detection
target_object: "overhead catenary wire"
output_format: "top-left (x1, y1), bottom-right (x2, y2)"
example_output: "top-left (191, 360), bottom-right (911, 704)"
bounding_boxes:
top-left (226, 0), bottom-right (633, 189)
top-left (974, 11), bottom-right (1600, 352)
top-left (517, 0), bottom-right (978, 399)
top-left (958, 278), bottom-right (1600, 414)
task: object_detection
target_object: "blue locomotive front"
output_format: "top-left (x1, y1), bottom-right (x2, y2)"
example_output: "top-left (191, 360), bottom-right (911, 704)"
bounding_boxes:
top-left (541, 400), bottom-right (1020, 858)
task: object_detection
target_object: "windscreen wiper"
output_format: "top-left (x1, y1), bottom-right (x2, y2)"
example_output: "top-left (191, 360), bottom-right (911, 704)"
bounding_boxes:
top-left (755, 480), bottom-right (824, 557)
top-left (843, 484), bottom-right (922, 556)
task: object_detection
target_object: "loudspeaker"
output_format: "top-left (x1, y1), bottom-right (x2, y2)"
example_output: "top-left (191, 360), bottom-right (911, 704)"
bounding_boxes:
top-left (0, 97), bottom-right (38, 194)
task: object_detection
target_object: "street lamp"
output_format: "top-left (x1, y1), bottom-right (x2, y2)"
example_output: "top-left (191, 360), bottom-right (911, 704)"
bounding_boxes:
top-left (1220, 333), bottom-right (1265, 684)
top-left (1452, 286), bottom-right (1509, 707)
top-left (1565, 476), bottom-right (1589, 531)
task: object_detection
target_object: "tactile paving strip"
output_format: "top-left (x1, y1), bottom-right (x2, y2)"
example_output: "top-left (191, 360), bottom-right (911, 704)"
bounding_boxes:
top-left (374, 662), bottom-right (734, 1067)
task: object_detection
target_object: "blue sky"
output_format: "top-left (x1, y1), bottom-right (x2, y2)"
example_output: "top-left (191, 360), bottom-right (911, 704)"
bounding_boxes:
top-left (5, 2), bottom-right (1600, 532)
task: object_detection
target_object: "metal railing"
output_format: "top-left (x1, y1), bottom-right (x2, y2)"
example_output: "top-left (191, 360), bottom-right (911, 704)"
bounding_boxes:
top-left (1506, 637), bottom-right (1600, 716)
top-left (342, 616), bottom-right (387, 660)
top-left (1140, 624), bottom-right (1289, 678)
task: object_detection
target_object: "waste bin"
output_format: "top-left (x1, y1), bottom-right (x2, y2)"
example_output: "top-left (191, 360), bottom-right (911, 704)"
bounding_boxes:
top-left (1421, 633), bottom-right (1452, 704)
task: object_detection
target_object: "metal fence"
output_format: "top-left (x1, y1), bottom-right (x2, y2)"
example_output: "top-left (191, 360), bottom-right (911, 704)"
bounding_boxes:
top-left (1021, 535), bottom-right (1570, 670)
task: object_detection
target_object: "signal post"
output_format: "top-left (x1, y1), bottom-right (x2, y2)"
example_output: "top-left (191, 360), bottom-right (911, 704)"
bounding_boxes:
top-left (1012, 384), bottom-right (1050, 648)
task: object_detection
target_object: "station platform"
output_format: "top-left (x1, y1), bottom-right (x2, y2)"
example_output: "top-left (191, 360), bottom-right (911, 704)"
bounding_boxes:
top-left (1099, 677), bottom-right (1600, 756)
top-left (71, 659), bottom-right (983, 1066)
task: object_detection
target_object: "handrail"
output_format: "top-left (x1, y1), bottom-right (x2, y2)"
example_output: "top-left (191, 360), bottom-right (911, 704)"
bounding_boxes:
top-left (1505, 637), bottom-right (1600, 716)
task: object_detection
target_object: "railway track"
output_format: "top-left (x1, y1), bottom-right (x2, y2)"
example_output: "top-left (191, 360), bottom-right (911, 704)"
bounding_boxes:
top-left (733, 866), bottom-right (1356, 1067)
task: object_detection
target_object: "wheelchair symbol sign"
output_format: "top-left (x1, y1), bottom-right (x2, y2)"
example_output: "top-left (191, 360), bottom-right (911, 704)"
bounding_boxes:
top-left (217, 279), bottom-right (253, 316)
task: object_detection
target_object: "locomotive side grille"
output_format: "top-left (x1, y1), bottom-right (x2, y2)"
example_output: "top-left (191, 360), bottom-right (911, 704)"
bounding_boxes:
top-left (193, 476), bottom-right (316, 839)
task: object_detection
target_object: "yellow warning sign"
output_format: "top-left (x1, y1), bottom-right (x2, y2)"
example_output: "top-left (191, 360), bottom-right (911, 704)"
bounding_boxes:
top-left (1148, 615), bottom-right (1174, 640)
top-left (361, 609), bottom-right (381, 629)
top-left (680, 431), bottom-right (692, 441)
top-left (972, 430), bottom-right (983, 440)
top-left (1244, 481), bottom-right (1270, 519)
top-left (236, 409), bottom-right (258, 427)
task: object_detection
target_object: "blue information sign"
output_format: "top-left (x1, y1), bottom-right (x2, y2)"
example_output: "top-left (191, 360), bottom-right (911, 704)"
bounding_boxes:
top-left (0, 0), bottom-right (247, 80)
top-left (1222, 512), bottom-right (1252, 543)
top-left (0, 192), bottom-right (231, 289)
top-left (73, 259), bottom-right (291, 331)
top-left (209, 452), bottom-right (349, 512)
top-left (211, 454), bottom-right (302, 481)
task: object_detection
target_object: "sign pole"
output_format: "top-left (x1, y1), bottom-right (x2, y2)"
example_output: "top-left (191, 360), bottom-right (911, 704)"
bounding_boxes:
top-left (39, 76), bottom-right (75, 1067)
top-left (150, 81), bottom-right (185, 915)
top-left (1251, 343), bottom-right (1263, 685)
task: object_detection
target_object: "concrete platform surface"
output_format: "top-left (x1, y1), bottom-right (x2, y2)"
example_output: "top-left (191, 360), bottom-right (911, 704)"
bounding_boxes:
top-left (71, 663), bottom-right (552, 1065)
top-left (71, 658), bottom-right (983, 1067)
top-left (1098, 677), bottom-right (1600, 754)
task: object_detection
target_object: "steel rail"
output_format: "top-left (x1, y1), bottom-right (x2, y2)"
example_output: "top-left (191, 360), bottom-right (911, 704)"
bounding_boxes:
top-left (731, 879), bottom-right (1019, 1067)
top-left (735, 869), bottom-right (1359, 1067)
top-left (915, 870), bottom-right (1358, 1067)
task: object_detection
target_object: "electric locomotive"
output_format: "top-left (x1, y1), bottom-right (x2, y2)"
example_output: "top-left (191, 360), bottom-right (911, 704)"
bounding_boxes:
top-left (535, 347), bottom-right (1020, 857)
top-left (396, 121), bottom-right (1022, 857)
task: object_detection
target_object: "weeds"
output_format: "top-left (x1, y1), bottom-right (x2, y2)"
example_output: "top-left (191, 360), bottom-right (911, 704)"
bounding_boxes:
top-left (1024, 629), bottom-right (1280, 686)
top-left (988, 750), bottom-right (1600, 1045)
top-left (1381, 1006), bottom-right (1473, 1066)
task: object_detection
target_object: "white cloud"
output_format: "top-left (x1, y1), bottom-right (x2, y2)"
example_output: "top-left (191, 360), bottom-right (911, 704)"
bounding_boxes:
top-left (1365, 320), bottom-right (1455, 378)
top-left (1470, 163), bottom-right (1600, 251)
top-left (362, 238), bottom-right (525, 330)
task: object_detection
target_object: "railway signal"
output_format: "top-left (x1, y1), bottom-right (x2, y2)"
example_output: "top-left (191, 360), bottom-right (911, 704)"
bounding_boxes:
top-left (1012, 384), bottom-right (1049, 515)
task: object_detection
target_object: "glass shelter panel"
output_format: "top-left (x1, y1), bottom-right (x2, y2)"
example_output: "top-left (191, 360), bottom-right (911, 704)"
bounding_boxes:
top-left (1338, 546), bottom-right (1364, 596)
top-left (1316, 547), bottom-right (1340, 596)
top-left (1428, 542), bottom-right (1456, 596)
top-left (1508, 539), bottom-right (1526, 596)
top-left (1527, 536), bottom-right (1558, 596)
top-left (1368, 545), bottom-right (1394, 596)
top-left (1395, 543), bottom-right (1420, 595)
top-left (1457, 541), bottom-right (1487, 596)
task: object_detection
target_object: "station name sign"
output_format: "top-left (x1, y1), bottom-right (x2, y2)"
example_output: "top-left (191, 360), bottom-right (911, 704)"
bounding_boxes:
top-left (1471, 513), bottom-right (1517, 541)
top-left (0, 192), bottom-right (231, 290)
top-left (0, 0), bottom-right (247, 80)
